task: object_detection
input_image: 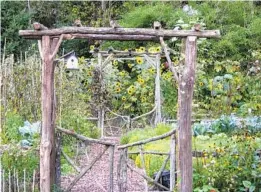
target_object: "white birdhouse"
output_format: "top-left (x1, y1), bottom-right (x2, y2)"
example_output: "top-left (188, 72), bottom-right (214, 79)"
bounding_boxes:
top-left (65, 54), bottom-right (79, 70)
top-left (56, 51), bottom-right (79, 70)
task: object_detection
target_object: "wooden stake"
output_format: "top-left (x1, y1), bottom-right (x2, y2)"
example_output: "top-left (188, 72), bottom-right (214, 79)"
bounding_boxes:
top-left (154, 54), bottom-right (162, 126)
top-left (139, 145), bottom-right (148, 192)
top-left (170, 134), bottom-right (176, 191)
top-left (108, 145), bottom-right (114, 192)
top-left (32, 170), bottom-right (35, 192)
top-left (178, 36), bottom-right (197, 192)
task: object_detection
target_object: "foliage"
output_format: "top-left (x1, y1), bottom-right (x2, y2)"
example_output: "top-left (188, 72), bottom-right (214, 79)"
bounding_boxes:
top-left (193, 114), bottom-right (261, 136)
top-left (193, 134), bottom-right (261, 191)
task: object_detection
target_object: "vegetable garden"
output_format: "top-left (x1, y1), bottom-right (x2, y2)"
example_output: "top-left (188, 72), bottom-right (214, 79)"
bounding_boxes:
top-left (1, 1), bottom-right (261, 192)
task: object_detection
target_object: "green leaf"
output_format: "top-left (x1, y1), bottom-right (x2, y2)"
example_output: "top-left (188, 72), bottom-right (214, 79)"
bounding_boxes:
top-left (249, 186), bottom-right (255, 192)
top-left (242, 180), bottom-right (251, 188)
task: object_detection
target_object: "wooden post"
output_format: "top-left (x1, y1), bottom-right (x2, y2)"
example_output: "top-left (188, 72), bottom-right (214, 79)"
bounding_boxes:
top-left (118, 149), bottom-right (128, 192)
top-left (154, 54), bottom-right (161, 126)
top-left (170, 134), bottom-right (176, 191)
top-left (108, 145), bottom-right (114, 192)
top-left (40, 35), bottom-right (63, 192)
top-left (178, 36), bottom-right (197, 192)
top-left (55, 132), bottom-right (61, 188)
top-left (97, 53), bottom-right (105, 137)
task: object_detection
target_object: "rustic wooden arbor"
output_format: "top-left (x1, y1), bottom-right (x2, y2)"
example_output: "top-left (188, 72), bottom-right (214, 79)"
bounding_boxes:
top-left (19, 23), bottom-right (220, 192)
top-left (90, 50), bottom-right (163, 136)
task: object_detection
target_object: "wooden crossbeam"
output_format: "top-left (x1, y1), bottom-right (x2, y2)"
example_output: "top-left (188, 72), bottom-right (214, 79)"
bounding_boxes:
top-left (19, 26), bottom-right (220, 40)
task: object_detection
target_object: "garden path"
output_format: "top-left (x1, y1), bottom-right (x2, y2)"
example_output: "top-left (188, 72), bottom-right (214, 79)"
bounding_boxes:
top-left (61, 137), bottom-right (145, 192)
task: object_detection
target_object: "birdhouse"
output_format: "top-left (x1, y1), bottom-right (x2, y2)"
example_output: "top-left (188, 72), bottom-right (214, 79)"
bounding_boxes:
top-left (56, 51), bottom-right (79, 70)
top-left (65, 52), bottom-right (79, 70)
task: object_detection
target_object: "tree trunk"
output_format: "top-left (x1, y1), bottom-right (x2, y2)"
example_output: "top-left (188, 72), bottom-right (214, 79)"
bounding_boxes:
top-left (40, 36), bottom-right (56, 192)
top-left (178, 36), bottom-right (197, 192)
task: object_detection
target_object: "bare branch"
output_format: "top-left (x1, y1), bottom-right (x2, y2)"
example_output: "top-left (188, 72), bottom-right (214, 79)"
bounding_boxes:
top-left (37, 40), bottom-right (43, 60)
top-left (50, 34), bottom-right (64, 60)
top-left (132, 105), bottom-right (156, 121)
top-left (160, 37), bottom-right (179, 82)
top-left (61, 150), bottom-right (80, 173)
top-left (118, 128), bottom-right (176, 149)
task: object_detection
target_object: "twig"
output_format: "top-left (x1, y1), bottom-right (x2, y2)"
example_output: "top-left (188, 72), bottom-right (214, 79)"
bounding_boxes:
top-left (50, 34), bottom-right (64, 60)
top-left (57, 127), bottom-right (115, 146)
top-left (132, 106), bottom-right (156, 121)
top-left (118, 128), bottom-right (176, 149)
top-left (160, 37), bottom-right (179, 82)
top-left (61, 150), bottom-right (80, 173)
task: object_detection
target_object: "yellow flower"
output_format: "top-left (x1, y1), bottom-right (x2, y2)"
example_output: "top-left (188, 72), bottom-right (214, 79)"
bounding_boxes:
top-left (128, 89), bottom-right (134, 95)
top-left (116, 82), bottom-right (121, 87)
top-left (141, 96), bottom-right (146, 102)
top-left (156, 46), bottom-right (161, 52)
top-left (119, 71), bottom-right (126, 76)
top-left (199, 82), bottom-right (204, 86)
top-left (138, 78), bottom-right (145, 85)
top-left (130, 85), bottom-right (135, 90)
top-left (136, 57), bottom-right (143, 64)
top-left (90, 45), bottom-right (95, 51)
top-left (128, 63), bottom-right (132, 68)
top-left (115, 87), bottom-right (121, 93)
top-left (113, 60), bottom-right (118, 66)
top-left (139, 47), bottom-right (146, 52)
top-left (122, 96), bottom-right (126, 101)
top-left (124, 49), bottom-right (128, 52)
top-left (149, 68), bottom-right (155, 74)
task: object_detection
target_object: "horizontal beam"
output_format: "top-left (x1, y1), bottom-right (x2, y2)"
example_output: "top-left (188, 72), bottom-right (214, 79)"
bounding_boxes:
top-left (56, 127), bottom-right (115, 146)
top-left (19, 27), bottom-right (221, 40)
top-left (118, 128), bottom-right (176, 150)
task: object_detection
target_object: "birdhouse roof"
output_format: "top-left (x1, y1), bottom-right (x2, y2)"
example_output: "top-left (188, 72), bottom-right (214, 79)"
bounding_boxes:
top-left (57, 51), bottom-right (76, 60)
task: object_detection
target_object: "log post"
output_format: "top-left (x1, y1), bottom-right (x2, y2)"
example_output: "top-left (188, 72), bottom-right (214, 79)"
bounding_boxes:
top-left (55, 132), bottom-right (62, 188)
top-left (108, 145), bottom-right (115, 192)
top-left (170, 134), bottom-right (176, 191)
top-left (40, 35), bottom-right (62, 192)
top-left (178, 36), bottom-right (197, 192)
top-left (154, 54), bottom-right (162, 126)
top-left (117, 149), bottom-right (128, 192)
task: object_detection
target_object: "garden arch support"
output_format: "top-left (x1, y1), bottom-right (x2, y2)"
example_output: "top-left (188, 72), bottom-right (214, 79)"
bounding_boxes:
top-left (19, 23), bottom-right (220, 192)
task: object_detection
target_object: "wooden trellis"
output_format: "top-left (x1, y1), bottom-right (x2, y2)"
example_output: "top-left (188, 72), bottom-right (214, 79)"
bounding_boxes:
top-left (19, 22), bottom-right (220, 192)
top-left (91, 50), bottom-right (163, 137)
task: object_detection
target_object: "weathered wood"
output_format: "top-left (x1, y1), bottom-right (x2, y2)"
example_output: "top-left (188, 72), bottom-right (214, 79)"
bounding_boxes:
top-left (131, 105), bottom-right (156, 121)
top-left (160, 37), bottom-right (179, 82)
top-left (154, 54), bottom-right (161, 126)
top-left (40, 35), bottom-right (56, 192)
top-left (170, 134), bottom-right (176, 191)
top-left (128, 151), bottom-right (169, 155)
top-left (19, 26), bottom-right (221, 39)
top-left (33, 22), bottom-right (48, 30)
top-left (118, 128), bottom-right (176, 149)
top-left (152, 153), bottom-right (170, 190)
top-left (66, 146), bottom-right (109, 192)
top-left (178, 36), bottom-right (197, 192)
top-left (108, 145), bottom-right (115, 192)
top-left (61, 150), bottom-right (80, 173)
top-left (117, 149), bottom-right (128, 192)
top-left (127, 164), bottom-right (169, 191)
top-left (57, 127), bottom-right (115, 146)
top-left (139, 146), bottom-right (148, 192)
top-left (55, 133), bottom-right (62, 187)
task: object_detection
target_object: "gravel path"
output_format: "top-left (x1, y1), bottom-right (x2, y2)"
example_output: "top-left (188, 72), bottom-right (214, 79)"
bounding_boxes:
top-left (61, 137), bottom-right (145, 192)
